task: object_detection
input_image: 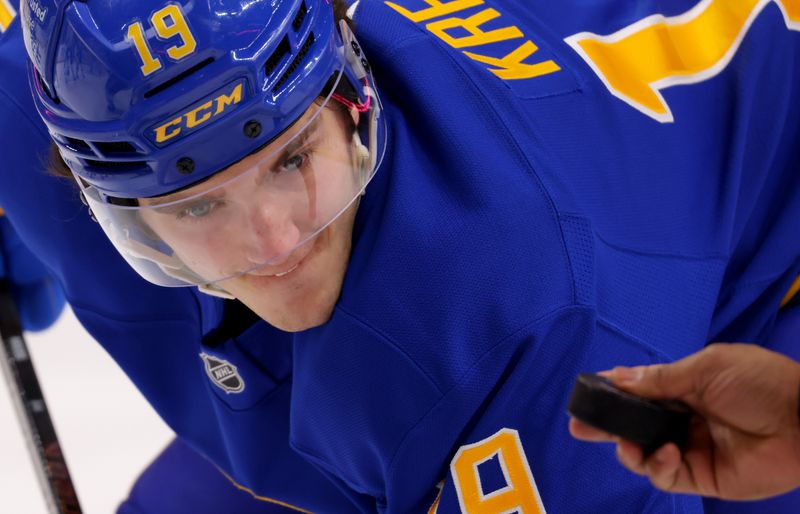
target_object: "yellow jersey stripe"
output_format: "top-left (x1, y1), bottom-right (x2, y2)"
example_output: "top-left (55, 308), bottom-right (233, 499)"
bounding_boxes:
top-left (218, 469), bottom-right (314, 513)
top-left (427, 484), bottom-right (443, 514)
top-left (0, 0), bottom-right (16, 32)
top-left (781, 274), bottom-right (800, 308)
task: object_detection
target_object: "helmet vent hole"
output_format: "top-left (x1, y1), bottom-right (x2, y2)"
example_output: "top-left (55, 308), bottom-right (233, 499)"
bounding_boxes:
top-left (292, 1), bottom-right (308, 32)
top-left (264, 37), bottom-right (290, 78)
top-left (273, 33), bottom-right (315, 92)
top-left (64, 136), bottom-right (92, 152)
top-left (144, 57), bottom-right (215, 99)
top-left (84, 159), bottom-right (147, 171)
top-left (95, 141), bottom-right (138, 155)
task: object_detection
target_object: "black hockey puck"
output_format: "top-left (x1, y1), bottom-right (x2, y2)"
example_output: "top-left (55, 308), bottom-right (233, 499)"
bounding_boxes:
top-left (568, 373), bottom-right (692, 455)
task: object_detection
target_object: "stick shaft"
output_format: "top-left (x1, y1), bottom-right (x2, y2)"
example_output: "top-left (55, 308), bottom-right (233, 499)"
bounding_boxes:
top-left (0, 282), bottom-right (82, 514)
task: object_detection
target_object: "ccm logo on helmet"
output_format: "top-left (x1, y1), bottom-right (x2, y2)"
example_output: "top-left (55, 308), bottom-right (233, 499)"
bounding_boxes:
top-left (151, 81), bottom-right (245, 145)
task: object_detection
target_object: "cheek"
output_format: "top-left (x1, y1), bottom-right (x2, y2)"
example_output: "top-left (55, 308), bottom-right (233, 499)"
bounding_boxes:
top-left (148, 220), bottom-right (240, 276)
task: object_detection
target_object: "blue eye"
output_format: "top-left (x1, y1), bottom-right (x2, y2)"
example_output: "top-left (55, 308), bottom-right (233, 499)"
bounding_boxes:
top-left (281, 153), bottom-right (307, 173)
top-left (178, 201), bottom-right (215, 219)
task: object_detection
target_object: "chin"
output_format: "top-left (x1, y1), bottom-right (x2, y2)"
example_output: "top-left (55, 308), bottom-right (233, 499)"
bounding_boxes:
top-left (227, 261), bottom-right (344, 332)
top-left (266, 303), bottom-right (335, 332)
top-left (246, 287), bottom-right (338, 332)
top-left (221, 205), bottom-right (357, 332)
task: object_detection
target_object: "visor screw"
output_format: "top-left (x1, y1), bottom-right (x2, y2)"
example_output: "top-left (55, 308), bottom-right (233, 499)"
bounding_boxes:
top-left (176, 157), bottom-right (195, 175)
top-left (360, 57), bottom-right (370, 72)
top-left (244, 120), bottom-right (262, 139)
top-left (351, 41), bottom-right (361, 56)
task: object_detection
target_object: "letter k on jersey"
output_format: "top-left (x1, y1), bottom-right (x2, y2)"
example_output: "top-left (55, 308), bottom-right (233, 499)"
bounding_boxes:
top-left (566, 0), bottom-right (800, 122)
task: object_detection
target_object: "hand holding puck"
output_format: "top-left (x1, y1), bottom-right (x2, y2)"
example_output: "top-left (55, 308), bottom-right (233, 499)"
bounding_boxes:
top-left (567, 373), bottom-right (692, 455)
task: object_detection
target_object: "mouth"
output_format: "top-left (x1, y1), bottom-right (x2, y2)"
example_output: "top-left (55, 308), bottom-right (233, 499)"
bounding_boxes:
top-left (245, 256), bottom-right (303, 279)
top-left (272, 262), bottom-right (300, 277)
top-left (244, 238), bottom-right (316, 279)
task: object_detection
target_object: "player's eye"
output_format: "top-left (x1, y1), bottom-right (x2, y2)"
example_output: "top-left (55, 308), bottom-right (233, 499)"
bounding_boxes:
top-left (278, 152), bottom-right (309, 174)
top-left (177, 200), bottom-right (219, 220)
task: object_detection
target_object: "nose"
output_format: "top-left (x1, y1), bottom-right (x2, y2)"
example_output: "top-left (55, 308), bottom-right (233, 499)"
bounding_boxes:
top-left (243, 199), bottom-right (302, 266)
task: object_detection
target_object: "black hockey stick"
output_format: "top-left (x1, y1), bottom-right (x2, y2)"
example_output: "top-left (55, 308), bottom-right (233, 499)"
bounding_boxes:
top-left (0, 281), bottom-right (82, 513)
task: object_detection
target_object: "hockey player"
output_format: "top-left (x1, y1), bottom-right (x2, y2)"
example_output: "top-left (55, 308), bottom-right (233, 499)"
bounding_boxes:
top-left (0, 10), bottom-right (318, 513)
top-left (15, 0), bottom-right (800, 512)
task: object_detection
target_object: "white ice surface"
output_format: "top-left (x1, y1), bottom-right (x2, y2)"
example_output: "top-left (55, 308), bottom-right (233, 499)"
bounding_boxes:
top-left (0, 306), bottom-right (174, 514)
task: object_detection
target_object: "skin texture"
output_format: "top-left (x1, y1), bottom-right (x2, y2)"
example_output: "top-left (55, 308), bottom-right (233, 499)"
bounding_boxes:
top-left (140, 102), bottom-right (361, 332)
top-left (569, 343), bottom-right (800, 500)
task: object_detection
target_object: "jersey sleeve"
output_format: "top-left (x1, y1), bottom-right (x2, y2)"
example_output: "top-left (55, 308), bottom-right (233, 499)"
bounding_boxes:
top-left (0, 215), bottom-right (65, 331)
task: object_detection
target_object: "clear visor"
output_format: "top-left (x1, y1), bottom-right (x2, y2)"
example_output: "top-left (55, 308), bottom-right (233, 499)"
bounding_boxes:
top-left (81, 43), bottom-right (384, 294)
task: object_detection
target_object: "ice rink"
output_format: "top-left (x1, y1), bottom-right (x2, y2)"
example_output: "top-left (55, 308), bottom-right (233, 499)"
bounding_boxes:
top-left (0, 306), bottom-right (174, 513)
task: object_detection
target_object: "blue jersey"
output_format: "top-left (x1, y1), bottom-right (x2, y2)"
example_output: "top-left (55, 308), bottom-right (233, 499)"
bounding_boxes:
top-left (4, 1), bottom-right (800, 513)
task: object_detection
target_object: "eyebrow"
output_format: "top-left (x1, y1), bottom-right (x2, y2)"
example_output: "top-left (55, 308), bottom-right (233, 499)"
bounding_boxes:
top-left (272, 113), bottom-right (323, 164)
top-left (142, 111), bottom-right (326, 208)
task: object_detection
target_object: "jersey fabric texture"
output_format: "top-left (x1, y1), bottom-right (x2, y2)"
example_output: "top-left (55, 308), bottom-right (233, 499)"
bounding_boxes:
top-left (4, 1), bottom-right (800, 513)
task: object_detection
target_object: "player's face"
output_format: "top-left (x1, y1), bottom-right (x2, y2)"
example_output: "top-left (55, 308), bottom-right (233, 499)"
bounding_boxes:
top-left (139, 104), bottom-right (360, 331)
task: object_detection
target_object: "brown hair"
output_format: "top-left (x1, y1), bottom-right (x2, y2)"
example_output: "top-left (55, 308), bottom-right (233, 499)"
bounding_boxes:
top-left (49, 144), bottom-right (72, 179)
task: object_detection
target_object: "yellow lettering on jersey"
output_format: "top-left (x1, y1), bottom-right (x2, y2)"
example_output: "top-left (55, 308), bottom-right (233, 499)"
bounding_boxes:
top-left (427, 482), bottom-right (444, 514)
top-left (450, 428), bottom-right (546, 514)
top-left (0, 0), bottom-right (17, 32)
top-left (465, 40), bottom-right (561, 80)
top-left (385, 0), bottom-right (483, 23)
top-left (427, 9), bottom-right (522, 48)
top-left (385, 0), bottom-right (560, 80)
top-left (565, 0), bottom-right (800, 122)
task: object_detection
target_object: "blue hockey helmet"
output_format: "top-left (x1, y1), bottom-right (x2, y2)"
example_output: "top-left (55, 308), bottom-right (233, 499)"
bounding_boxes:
top-left (21, 0), bottom-right (385, 294)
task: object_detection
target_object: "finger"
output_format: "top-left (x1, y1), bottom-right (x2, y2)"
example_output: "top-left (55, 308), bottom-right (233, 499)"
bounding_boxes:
top-left (647, 451), bottom-right (710, 496)
top-left (604, 350), bottom-right (713, 401)
top-left (643, 421), bottom-right (716, 497)
top-left (643, 443), bottom-right (682, 491)
top-left (568, 418), bottom-right (618, 442)
top-left (615, 440), bottom-right (646, 476)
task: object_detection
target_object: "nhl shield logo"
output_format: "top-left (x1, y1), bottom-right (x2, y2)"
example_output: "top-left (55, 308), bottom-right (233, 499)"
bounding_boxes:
top-left (200, 353), bottom-right (245, 394)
